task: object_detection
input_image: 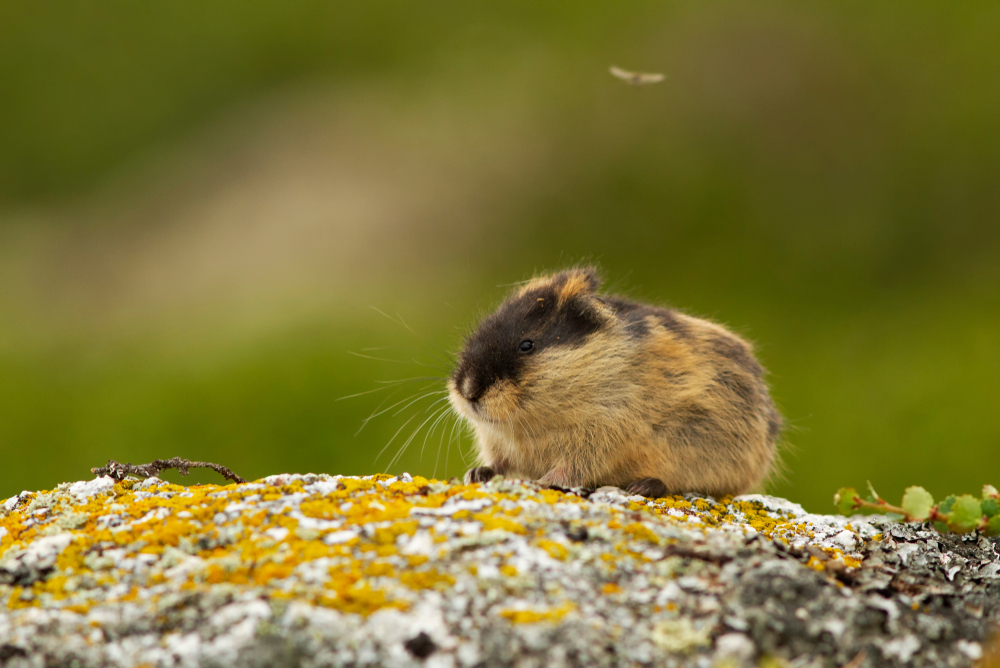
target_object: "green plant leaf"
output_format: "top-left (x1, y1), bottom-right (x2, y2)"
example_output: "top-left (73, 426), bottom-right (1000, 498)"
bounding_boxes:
top-left (986, 515), bottom-right (1000, 538)
top-left (948, 495), bottom-right (982, 534)
top-left (901, 486), bottom-right (935, 521)
top-left (834, 488), bottom-right (860, 515)
top-left (982, 497), bottom-right (1000, 518)
top-left (938, 495), bottom-right (957, 516)
top-left (983, 484), bottom-right (999, 499)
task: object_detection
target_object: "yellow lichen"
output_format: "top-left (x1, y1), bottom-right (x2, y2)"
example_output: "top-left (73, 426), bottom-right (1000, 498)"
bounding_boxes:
top-left (253, 562), bottom-right (294, 585)
top-left (365, 561), bottom-right (395, 578)
top-left (536, 539), bottom-right (568, 560)
top-left (472, 513), bottom-right (525, 535)
top-left (500, 601), bottom-right (575, 624)
top-left (623, 523), bottom-right (660, 544)
top-left (398, 569), bottom-right (455, 590)
top-left (1, 472), bottom-right (867, 622)
top-left (318, 583), bottom-right (407, 616)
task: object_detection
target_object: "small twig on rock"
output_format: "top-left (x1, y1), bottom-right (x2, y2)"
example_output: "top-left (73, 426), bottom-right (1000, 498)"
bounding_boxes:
top-left (90, 458), bottom-right (247, 484)
top-left (841, 650), bottom-right (867, 668)
top-left (662, 545), bottom-right (733, 565)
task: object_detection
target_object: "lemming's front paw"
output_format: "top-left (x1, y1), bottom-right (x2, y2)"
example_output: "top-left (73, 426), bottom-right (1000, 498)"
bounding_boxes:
top-left (626, 477), bottom-right (668, 499)
top-left (464, 466), bottom-right (498, 484)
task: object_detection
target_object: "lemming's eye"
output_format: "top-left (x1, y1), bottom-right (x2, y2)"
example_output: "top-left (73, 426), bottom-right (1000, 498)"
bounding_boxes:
top-left (518, 340), bottom-right (534, 353)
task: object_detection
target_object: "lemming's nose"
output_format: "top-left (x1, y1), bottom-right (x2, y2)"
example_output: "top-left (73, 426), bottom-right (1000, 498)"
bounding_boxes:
top-left (460, 373), bottom-right (483, 403)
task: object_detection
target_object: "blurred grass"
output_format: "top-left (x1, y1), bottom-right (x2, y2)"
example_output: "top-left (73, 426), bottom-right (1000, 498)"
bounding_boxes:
top-left (1, 1), bottom-right (998, 511)
top-left (0, 1), bottom-right (641, 203)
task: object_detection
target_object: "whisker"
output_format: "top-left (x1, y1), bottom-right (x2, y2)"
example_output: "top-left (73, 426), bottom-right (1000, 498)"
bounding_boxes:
top-left (335, 385), bottom-right (398, 401)
top-left (413, 402), bottom-right (452, 456)
top-left (496, 278), bottom-right (534, 288)
top-left (335, 378), bottom-right (423, 401)
top-left (358, 385), bottom-right (442, 434)
top-left (347, 351), bottom-right (449, 371)
top-left (520, 413), bottom-right (535, 441)
top-left (347, 351), bottom-right (411, 364)
top-left (369, 305), bottom-right (459, 367)
top-left (460, 422), bottom-right (476, 466)
top-left (397, 314), bottom-right (461, 366)
top-left (421, 395), bottom-right (451, 415)
top-left (517, 414), bottom-right (530, 440)
top-left (363, 383), bottom-right (439, 414)
top-left (433, 412), bottom-right (453, 479)
top-left (501, 404), bottom-right (516, 438)
top-left (374, 413), bottom-right (418, 466)
top-left (361, 346), bottom-right (456, 373)
top-left (388, 404), bottom-right (451, 471)
top-left (362, 345), bottom-right (457, 365)
top-left (369, 305), bottom-right (401, 325)
top-left (518, 413), bottom-right (538, 443)
top-left (353, 385), bottom-right (406, 436)
top-left (422, 402), bottom-right (454, 465)
top-left (410, 358), bottom-right (451, 372)
top-left (425, 414), bottom-right (449, 477)
top-left (391, 390), bottom-right (449, 417)
top-left (394, 311), bottom-right (415, 335)
top-left (391, 404), bottom-right (450, 470)
top-left (445, 413), bottom-right (462, 479)
top-left (348, 350), bottom-right (451, 374)
top-left (373, 376), bottom-right (445, 384)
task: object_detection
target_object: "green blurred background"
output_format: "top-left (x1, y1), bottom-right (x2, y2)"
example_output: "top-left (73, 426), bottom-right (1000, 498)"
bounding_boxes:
top-left (1, 1), bottom-right (998, 511)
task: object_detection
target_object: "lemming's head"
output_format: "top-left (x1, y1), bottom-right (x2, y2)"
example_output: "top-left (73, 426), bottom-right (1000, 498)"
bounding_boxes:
top-left (447, 267), bottom-right (618, 430)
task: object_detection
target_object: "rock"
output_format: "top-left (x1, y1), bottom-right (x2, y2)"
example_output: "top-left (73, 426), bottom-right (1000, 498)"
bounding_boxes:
top-left (0, 474), bottom-right (997, 667)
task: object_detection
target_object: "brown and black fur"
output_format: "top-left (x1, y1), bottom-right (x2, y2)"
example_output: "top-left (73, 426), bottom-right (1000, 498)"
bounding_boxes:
top-left (448, 267), bottom-right (782, 498)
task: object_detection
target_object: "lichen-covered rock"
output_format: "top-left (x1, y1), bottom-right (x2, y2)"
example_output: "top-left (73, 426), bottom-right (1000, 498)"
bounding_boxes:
top-left (1, 474), bottom-right (997, 667)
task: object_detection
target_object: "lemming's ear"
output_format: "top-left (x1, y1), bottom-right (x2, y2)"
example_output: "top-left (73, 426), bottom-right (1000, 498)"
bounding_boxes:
top-left (568, 266), bottom-right (601, 293)
top-left (551, 266), bottom-right (601, 305)
top-left (515, 265), bottom-right (602, 301)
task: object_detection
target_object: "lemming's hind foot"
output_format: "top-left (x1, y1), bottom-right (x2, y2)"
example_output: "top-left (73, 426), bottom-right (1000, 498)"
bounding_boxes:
top-left (464, 466), bottom-right (497, 484)
top-left (626, 477), bottom-right (668, 498)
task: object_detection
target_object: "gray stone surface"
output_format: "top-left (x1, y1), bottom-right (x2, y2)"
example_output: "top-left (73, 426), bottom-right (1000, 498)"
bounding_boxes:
top-left (1, 474), bottom-right (997, 667)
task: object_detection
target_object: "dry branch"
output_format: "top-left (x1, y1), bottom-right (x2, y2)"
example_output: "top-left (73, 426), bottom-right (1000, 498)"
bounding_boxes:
top-left (90, 457), bottom-right (247, 484)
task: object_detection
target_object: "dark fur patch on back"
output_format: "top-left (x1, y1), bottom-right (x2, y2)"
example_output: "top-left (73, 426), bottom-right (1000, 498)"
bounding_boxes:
top-left (599, 296), bottom-right (650, 338)
top-left (654, 309), bottom-right (691, 339)
top-left (708, 335), bottom-right (763, 378)
top-left (598, 296), bottom-right (689, 341)
top-left (713, 371), bottom-right (756, 407)
top-left (766, 405), bottom-right (783, 440)
top-left (662, 368), bottom-right (689, 383)
top-left (655, 403), bottom-right (714, 444)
